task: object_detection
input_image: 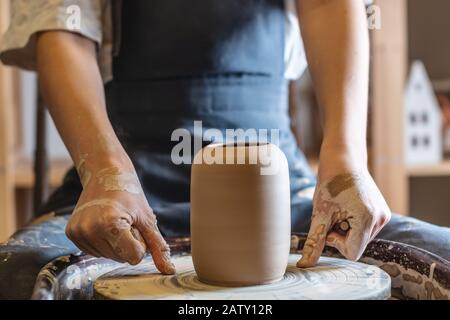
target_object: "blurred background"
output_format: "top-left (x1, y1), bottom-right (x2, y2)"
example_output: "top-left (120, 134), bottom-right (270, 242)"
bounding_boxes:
top-left (1, 0), bottom-right (450, 242)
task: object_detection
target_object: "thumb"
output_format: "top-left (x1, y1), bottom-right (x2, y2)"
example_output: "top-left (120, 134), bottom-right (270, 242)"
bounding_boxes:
top-left (103, 219), bottom-right (147, 265)
top-left (131, 226), bottom-right (147, 248)
top-left (135, 212), bottom-right (176, 275)
top-left (297, 214), bottom-right (331, 268)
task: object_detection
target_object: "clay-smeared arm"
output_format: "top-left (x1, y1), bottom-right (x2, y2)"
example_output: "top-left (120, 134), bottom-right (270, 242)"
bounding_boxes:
top-left (36, 31), bottom-right (175, 273)
top-left (296, 0), bottom-right (391, 267)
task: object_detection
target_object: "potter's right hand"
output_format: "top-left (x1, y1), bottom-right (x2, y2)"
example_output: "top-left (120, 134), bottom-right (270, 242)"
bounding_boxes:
top-left (65, 165), bottom-right (176, 274)
top-left (297, 171), bottom-right (391, 268)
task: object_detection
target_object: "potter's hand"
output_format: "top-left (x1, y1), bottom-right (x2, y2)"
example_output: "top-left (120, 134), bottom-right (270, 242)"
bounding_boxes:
top-left (297, 168), bottom-right (391, 268)
top-left (66, 166), bottom-right (175, 274)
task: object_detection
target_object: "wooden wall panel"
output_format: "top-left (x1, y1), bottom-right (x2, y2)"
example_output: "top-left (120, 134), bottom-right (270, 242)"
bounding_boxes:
top-left (371, 0), bottom-right (408, 214)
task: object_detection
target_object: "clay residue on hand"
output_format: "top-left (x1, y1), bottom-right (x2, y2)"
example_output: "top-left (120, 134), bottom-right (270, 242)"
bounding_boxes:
top-left (77, 154), bottom-right (92, 188)
top-left (326, 173), bottom-right (360, 198)
top-left (73, 198), bottom-right (134, 215)
top-left (298, 222), bottom-right (327, 264)
top-left (305, 223), bottom-right (326, 248)
top-left (96, 167), bottom-right (141, 194)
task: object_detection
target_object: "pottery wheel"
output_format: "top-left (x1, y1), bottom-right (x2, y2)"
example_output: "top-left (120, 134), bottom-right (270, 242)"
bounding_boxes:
top-left (94, 254), bottom-right (391, 300)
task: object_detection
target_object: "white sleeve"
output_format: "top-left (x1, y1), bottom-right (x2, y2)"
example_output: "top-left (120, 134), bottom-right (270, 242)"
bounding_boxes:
top-left (284, 0), bottom-right (307, 80)
top-left (284, 0), bottom-right (374, 80)
top-left (0, 0), bottom-right (106, 71)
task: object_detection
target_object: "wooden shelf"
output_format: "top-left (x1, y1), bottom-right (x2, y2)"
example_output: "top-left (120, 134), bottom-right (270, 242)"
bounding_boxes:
top-left (407, 160), bottom-right (450, 177)
top-left (14, 158), bottom-right (72, 188)
top-left (432, 79), bottom-right (450, 92)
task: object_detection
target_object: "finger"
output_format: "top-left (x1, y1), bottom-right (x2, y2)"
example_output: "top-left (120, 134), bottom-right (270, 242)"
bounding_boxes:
top-left (297, 215), bottom-right (331, 268)
top-left (98, 240), bottom-right (127, 263)
top-left (87, 237), bottom-right (127, 263)
top-left (66, 212), bottom-right (104, 257)
top-left (325, 232), bottom-right (347, 256)
top-left (114, 229), bottom-right (147, 265)
top-left (341, 222), bottom-right (372, 261)
top-left (370, 212), bottom-right (390, 241)
top-left (69, 227), bottom-right (103, 257)
top-left (71, 223), bottom-right (128, 261)
top-left (131, 226), bottom-right (147, 248)
top-left (327, 230), bottom-right (369, 262)
top-left (369, 224), bottom-right (381, 241)
top-left (136, 213), bottom-right (175, 275)
top-left (325, 232), bottom-right (344, 247)
top-left (103, 218), bottom-right (147, 265)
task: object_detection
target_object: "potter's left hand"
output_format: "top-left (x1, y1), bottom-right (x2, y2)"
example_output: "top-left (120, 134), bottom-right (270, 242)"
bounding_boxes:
top-left (297, 155), bottom-right (391, 268)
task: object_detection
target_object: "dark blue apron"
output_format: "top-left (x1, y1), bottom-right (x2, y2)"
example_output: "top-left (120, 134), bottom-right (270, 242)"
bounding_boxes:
top-left (41, 0), bottom-right (316, 237)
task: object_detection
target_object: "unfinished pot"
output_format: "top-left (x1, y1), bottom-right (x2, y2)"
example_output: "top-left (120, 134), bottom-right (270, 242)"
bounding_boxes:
top-left (191, 142), bottom-right (291, 286)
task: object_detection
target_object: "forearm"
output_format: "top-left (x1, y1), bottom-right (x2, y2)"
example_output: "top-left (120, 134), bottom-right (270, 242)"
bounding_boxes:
top-left (297, 0), bottom-right (369, 161)
top-left (36, 33), bottom-right (174, 270)
top-left (36, 31), bottom-right (132, 184)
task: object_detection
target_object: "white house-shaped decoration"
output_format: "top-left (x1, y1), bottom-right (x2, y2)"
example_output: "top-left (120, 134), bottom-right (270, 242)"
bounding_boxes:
top-left (404, 61), bottom-right (442, 165)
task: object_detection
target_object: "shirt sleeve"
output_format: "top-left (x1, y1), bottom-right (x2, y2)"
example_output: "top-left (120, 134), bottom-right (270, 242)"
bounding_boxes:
top-left (285, 0), bottom-right (375, 80)
top-left (0, 0), bottom-right (106, 71)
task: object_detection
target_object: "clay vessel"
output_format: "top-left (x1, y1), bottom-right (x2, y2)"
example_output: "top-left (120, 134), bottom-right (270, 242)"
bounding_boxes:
top-left (191, 142), bottom-right (291, 286)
